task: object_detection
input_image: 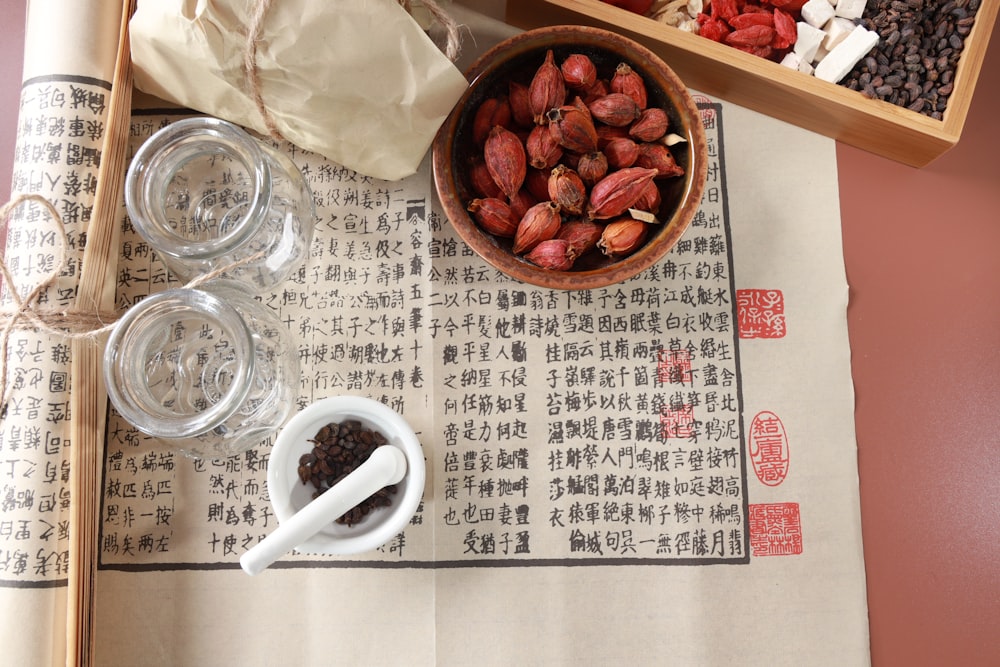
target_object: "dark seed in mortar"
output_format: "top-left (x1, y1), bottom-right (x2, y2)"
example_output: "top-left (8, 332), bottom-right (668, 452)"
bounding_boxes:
top-left (301, 420), bottom-right (398, 526)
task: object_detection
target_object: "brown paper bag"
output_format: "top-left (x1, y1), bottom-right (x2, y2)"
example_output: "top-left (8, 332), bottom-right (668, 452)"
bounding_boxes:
top-left (130, 0), bottom-right (469, 180)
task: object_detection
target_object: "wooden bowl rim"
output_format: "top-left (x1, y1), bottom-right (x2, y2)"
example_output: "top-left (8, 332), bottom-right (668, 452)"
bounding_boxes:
top-left (432, 25), bottom-right (708, 291)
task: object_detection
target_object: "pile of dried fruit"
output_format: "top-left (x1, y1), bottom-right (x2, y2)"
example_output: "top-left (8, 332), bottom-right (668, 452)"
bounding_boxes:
top-left (464, 50), bottom-right (687, 272)
top-left (632, 0), bottom-right (802, 62)
top-left (696, 0), bottom-right (801, 61)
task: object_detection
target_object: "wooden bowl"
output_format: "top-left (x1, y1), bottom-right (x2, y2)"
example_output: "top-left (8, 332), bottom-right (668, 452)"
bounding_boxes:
top-left (432, 25), bottom-right (707, 290)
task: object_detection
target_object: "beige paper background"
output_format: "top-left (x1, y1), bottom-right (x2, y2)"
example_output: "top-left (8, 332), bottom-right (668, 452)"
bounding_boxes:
top-left (95, 41), bottom-right (866, 667)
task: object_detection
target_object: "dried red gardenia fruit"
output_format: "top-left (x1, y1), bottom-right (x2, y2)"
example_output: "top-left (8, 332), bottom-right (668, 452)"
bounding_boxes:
top-left (526, 124), bottom-right (564, 170)
top-left (529, 49), bottom-right (567, 124)
top-left (509, 188), bottom-right (537, 221)
top-left (560, 151), bottom-right (580, 170)
top-left (546, 105), bottom-right (599, 154)
top-left (570, 94), bottom-right (592, 119)
top-left (587, 93), bottom-right (642, 127)
top-left (525, 238), bottom-right (578, 271)
top-left (635, 142), bottom-right (685, 179)
top-left (513, 200), bottom-right (562, 254)
top-left (596, 123), bottom-right (631, 148)
top-left (556, 219), bottom-right (604, 256)
top-left (461, 50), bottom-right (687, 269)
top-left (472, 97), bottom-right (512, 145)
top-left (467, 197), bottom-right (518, 238)
top-left (469, 158), bottom-right (503, 199)
top-left (586, 167), bottom-right (658, 220)
top-left (628, 107), bottom-right (670, 142)
top-left (632, 179), bottom-right (662, 214)
top-left (576, 151), bottom-right (609, 187)
top-left (484, 125), bottom-right (527, 200)
top-left (508, 80), bottom-right (534, 128)
top-left (598, 217), bottom-right (650, 257)
top-left (603, 137), bottom-right (640, 169)
top-left (525, 167), bottom-right (552, 203)
top-left (560, 53), bottom-right (598, 90)
top-left (547, 165), bottom-right (587, 216)
top-left (610, 62), bottom-right (648, 110)
top-left (581, 78), bottom-right (610, 104)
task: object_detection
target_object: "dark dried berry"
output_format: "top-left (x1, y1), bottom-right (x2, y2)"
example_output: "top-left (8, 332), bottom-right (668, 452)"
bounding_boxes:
top-left (303, 419), bottom-right (400, 526)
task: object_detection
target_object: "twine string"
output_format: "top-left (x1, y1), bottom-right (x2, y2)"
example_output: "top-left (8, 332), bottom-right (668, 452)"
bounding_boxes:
top-left (242, 0), bottom-right (284, 143)
top-left (0, 194), bottom-right (95, 412)
top-left (399, 0), bottom-right (463, 62)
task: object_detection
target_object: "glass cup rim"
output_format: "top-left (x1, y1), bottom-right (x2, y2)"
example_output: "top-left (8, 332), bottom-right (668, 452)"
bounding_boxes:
top-left (104, 287), bottom-right (256, 438)
top-left (124, 117), bottom-right (272, 261)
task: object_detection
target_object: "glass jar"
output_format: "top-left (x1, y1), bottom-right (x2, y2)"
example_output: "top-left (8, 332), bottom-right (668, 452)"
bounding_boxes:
top-left (104, 282), bottom-right (300, 460)
top-left (124, 117), bottom-right (314, 293)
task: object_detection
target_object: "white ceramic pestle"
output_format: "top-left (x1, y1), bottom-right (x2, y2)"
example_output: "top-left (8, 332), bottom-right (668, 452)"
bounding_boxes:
top-left (240, 445), bottom-right (408, 575)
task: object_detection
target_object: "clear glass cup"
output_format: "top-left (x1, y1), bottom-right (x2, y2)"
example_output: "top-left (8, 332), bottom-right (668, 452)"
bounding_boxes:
top-left (104, 282), bottom-right (300, 460)
top-left (124, 117), bottom-right (314, 292)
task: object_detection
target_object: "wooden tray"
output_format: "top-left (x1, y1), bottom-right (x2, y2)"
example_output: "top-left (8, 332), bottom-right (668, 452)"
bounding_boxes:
top-left (505, 0), bottom-right (998, 166)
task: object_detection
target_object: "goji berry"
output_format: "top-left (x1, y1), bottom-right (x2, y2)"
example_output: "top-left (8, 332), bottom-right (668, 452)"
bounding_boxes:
top-left (725, 24), bottom-right (776, 47)
top-left (729, 12), bottom-right (774, 29)
top-left (698, 16), bottom-right (732, 42)
top-left (696, 0), bottom-right (799, 62)
top-left (711, 0), bottom-right (741, 22)
top-left (772, 8), bottom-right (797, 50)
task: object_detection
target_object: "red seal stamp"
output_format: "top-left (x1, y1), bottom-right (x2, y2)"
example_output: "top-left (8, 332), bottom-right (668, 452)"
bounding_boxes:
top-left (736, 289), bottom-right (786, 339)
top-left (692, 94), bottom-right (716, 128)
top-left (748, 410), bottom-right (789, 486)
top-left (748, 502), bottom-right (802, 556)
top-left (660, 403), bottom-right (695, 439)
top-left (657, 348), bottom-right (693, 385)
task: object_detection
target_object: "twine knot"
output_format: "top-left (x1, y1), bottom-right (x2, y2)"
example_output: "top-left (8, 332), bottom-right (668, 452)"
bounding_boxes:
top-left (0, 194), bottom-right (120, 411)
